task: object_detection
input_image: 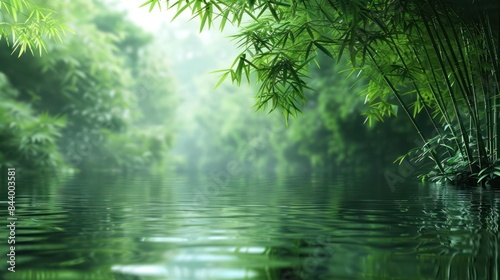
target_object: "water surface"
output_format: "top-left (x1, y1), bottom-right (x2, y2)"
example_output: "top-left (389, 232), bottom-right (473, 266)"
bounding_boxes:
top-left (1, 172), bottom-right (499, 279)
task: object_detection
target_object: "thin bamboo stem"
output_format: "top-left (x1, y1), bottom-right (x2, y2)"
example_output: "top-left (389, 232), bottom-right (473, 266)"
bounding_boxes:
top-left (422, 16), bottom-right (474, 172)
top-left (410, 39), bottom-right (464, 161)
top-left (367, 48), bottom-right (447, 176)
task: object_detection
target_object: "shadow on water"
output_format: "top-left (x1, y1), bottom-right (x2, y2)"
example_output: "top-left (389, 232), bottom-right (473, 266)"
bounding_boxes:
top-left (0, 172), bottom-right (498, 279)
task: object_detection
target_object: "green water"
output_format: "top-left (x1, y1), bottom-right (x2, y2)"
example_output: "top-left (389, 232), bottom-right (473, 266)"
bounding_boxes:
top-left (1, 172), bottom-right (499, 280)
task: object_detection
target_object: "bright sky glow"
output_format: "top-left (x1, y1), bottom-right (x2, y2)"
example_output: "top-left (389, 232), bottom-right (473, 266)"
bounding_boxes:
top-left (118, 0), bottom-right (230, 45)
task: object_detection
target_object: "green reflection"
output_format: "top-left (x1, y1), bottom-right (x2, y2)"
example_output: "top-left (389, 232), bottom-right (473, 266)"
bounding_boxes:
top-left (0, 173), bottom-right (498, 279)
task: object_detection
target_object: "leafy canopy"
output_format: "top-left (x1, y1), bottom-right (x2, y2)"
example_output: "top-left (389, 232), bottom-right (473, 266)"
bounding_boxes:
top-left (143, 0), bottom-right (500, 184)
top-left (139, 0), bottom-right (476, 122)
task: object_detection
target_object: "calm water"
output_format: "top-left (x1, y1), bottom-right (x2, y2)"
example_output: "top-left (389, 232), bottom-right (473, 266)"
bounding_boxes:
top-left (1, 172), bottom-right (499, 280)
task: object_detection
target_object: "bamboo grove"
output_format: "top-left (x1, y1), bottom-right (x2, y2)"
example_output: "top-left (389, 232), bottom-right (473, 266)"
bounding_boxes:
top-left (143, 0), bottom-right (499, 185)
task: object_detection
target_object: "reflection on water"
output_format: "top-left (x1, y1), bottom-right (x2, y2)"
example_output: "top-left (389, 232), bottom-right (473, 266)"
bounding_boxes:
top-left (0, 173), bottom-right (499, 279)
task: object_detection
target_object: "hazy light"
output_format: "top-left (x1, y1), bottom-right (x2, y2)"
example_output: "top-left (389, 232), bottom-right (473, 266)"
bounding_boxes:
top-left (112, 264), bottom-right (258, 279)
top-left (117, 0), bottom-right (232, 45)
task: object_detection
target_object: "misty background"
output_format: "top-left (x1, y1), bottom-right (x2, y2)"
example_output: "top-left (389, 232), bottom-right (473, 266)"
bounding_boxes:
top-left (0, 0), bottom-right (419, 178)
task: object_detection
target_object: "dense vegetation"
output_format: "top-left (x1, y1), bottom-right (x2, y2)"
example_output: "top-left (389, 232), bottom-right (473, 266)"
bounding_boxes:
top-left (2, 0), bottom-right (499, 186)
top-left (0, 0), bottom-right (176, 173)
top-left (145, 0), bottom-right (500, 185)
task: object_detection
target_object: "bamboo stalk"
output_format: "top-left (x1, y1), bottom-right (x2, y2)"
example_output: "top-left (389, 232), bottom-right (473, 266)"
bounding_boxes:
top-left (434, 2), bottom-right (493, 169)
top-left (409, 28), bottom-right (466, 161)
top-left (367, 48), bottom-right (447, 176)
top-left (429, 14), bottom-right (490, 171)
top-left (381, 23), bottom-right (445, 143)
top-left (482, 16), bottom-right (500, 160)
top-left (369, 5), bottom-right (450, 157)
top-left (422, 16), bottom-right (474, 172)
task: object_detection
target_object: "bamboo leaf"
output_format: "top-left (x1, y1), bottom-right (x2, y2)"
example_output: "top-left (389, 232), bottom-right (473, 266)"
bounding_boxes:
top-left (214, 71), bottom-right (230, 89)
top-left (313, 41), bottom-right (333, 59)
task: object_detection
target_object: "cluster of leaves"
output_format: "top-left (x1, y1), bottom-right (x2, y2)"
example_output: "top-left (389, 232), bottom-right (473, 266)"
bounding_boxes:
top-left (0, 74), bottom-right (66, 169)
top-left (0, 0), bottom-right (70, 56)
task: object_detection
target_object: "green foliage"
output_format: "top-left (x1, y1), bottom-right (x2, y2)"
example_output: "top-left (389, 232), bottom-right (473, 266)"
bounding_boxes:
top-left (88, 126), bottom-right (173, 173)
top-left (0, 0), bottom-right (70, 56)
top-left (0, 74), bottom-right (66, 169)
top-left (0, 1), bottom-right (138, 172)
top-left (267, 55), bottom-right (419, 172)
top-left (0, 1), bottom-right (135, 133)
top-left (0, 0), bottom-right (177, 173)
top-left (146, 0), bottom-right (500, 185)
